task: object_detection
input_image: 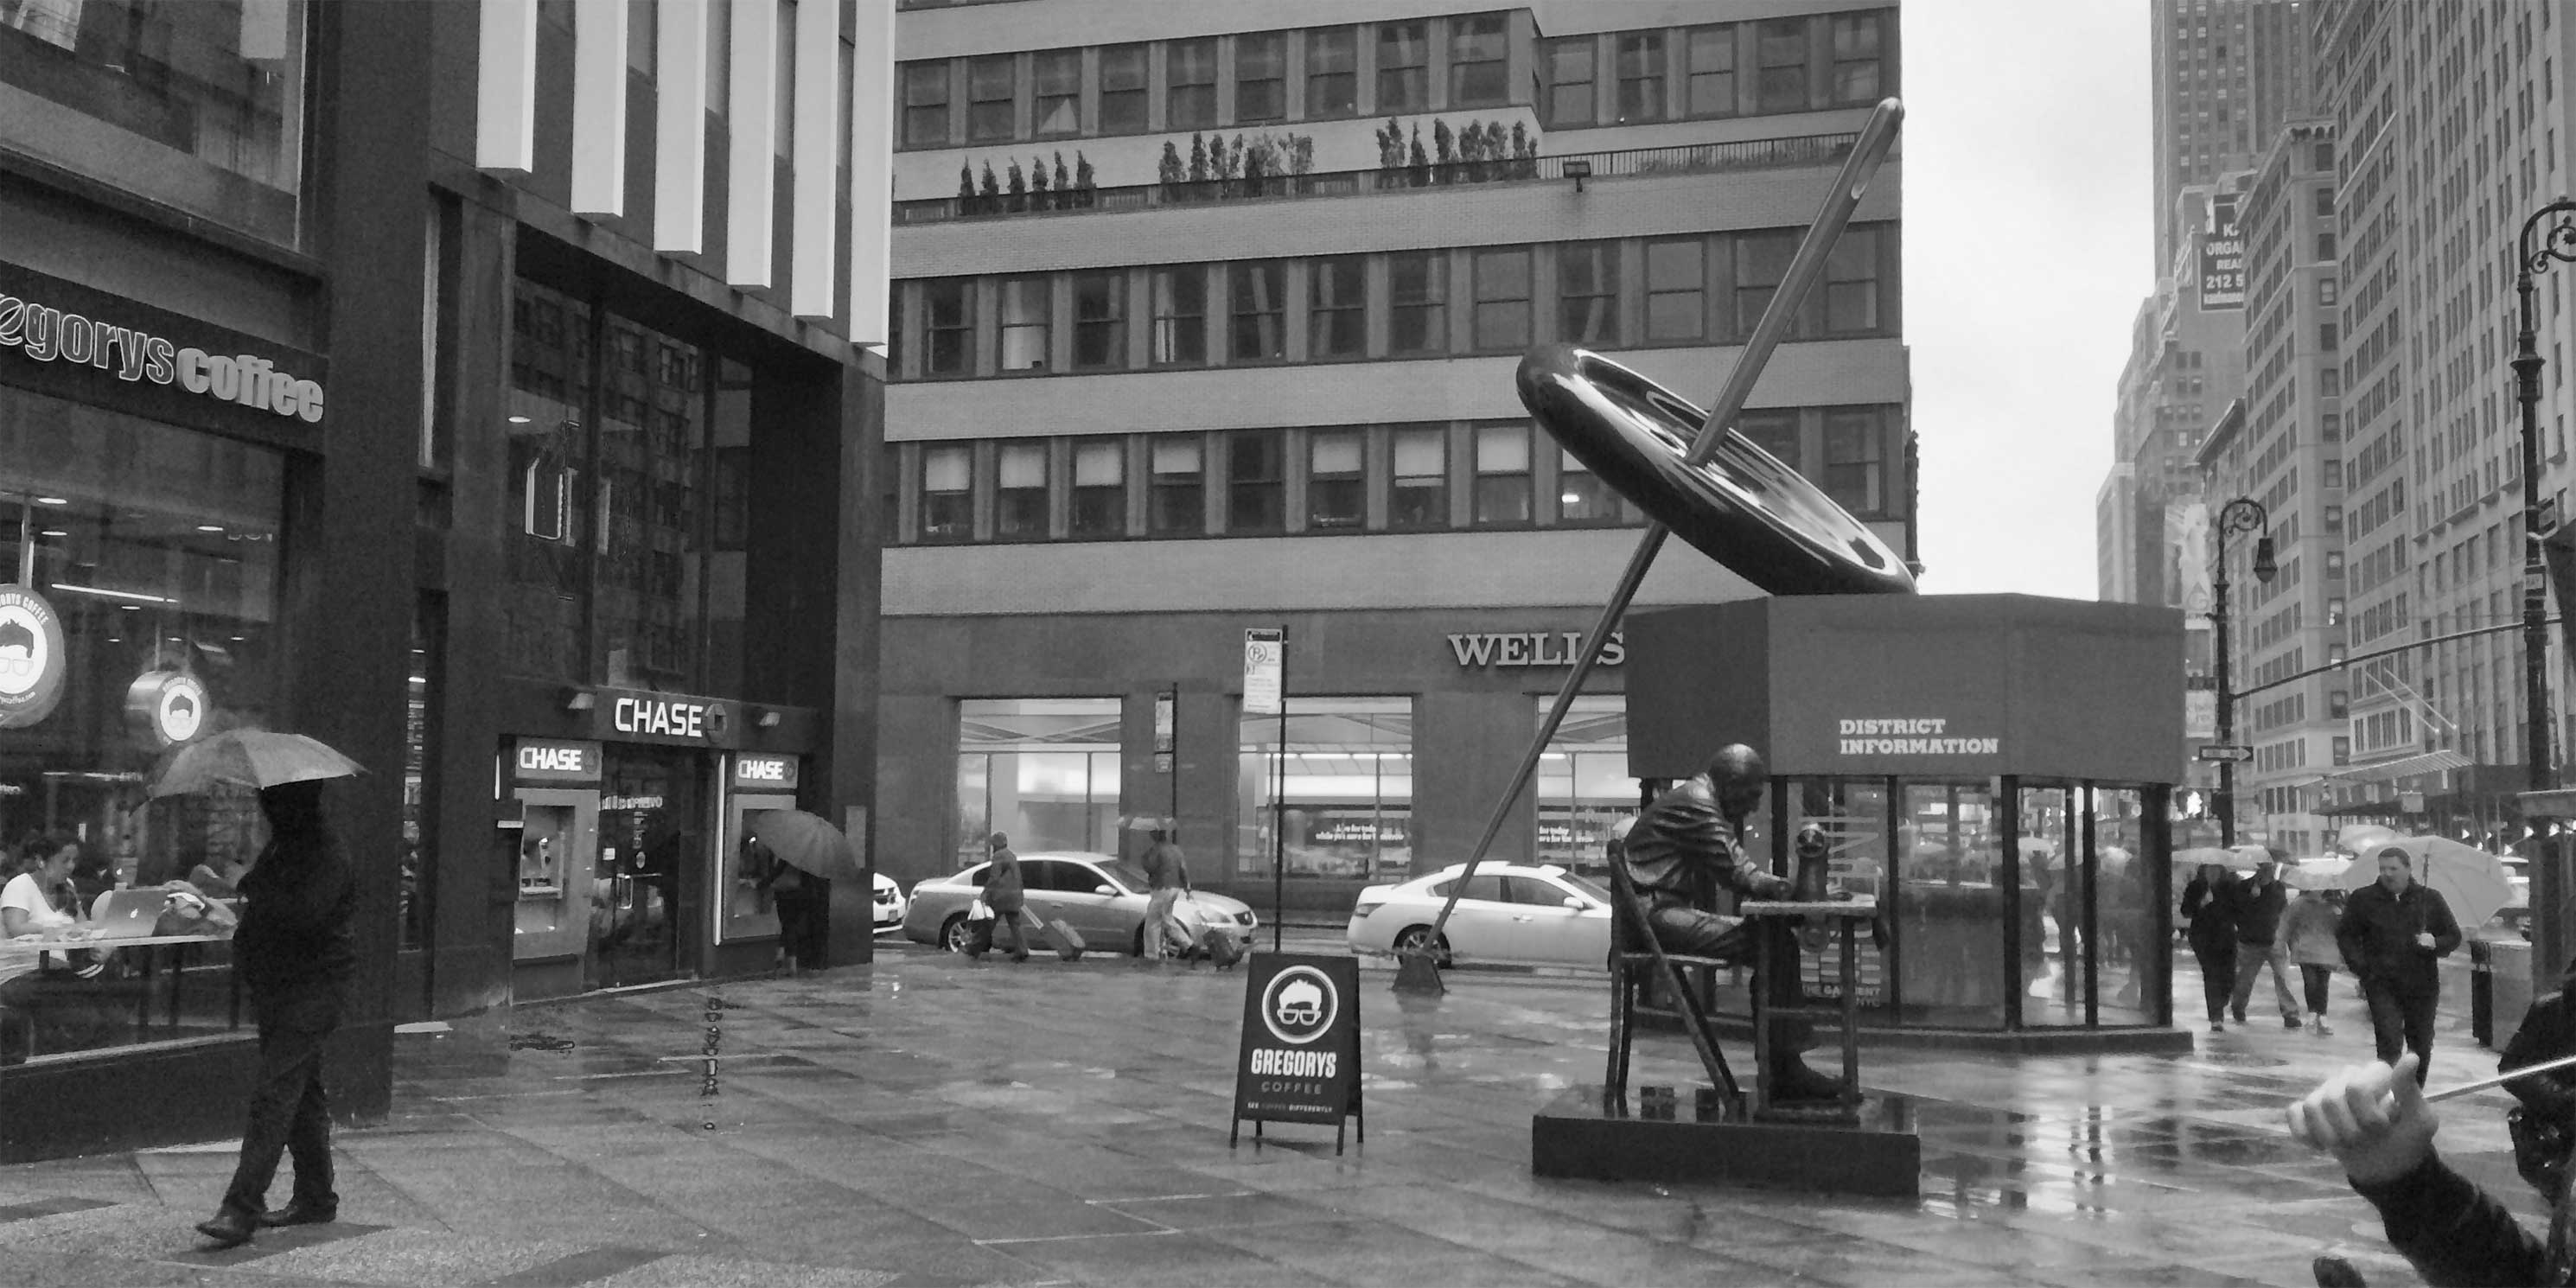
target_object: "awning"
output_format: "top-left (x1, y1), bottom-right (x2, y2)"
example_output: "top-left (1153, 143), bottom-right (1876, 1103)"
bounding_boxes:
top-left (2325, 749), bottom-right (2472, 784)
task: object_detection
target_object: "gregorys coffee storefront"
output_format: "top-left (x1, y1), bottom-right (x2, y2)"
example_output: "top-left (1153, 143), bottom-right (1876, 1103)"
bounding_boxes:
top-left (877, 609), bottom-right (1643, 916)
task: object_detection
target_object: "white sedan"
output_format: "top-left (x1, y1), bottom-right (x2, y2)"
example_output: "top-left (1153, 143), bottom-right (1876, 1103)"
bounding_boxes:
top-left (872, 871), bottom-right (907, 931)
top-left (1346, 863), bottom-right (1615, 970)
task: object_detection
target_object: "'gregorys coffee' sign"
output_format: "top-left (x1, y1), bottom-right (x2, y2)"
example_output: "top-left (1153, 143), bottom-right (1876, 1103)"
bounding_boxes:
top-left (0, 291), bottom-right (325, 424)
top-left (1230, 953), bottom-right (1363, 1152)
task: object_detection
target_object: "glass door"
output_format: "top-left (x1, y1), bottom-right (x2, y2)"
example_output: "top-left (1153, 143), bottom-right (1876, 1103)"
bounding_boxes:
top-left (590, 745), bottom-right (707, 989)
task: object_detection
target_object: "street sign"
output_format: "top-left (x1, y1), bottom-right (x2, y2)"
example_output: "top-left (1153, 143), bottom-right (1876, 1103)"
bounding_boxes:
top-left (1231, 953), bottom-right (1362, 1153)
top-left (2196, 744), bottom-right (2254, 762)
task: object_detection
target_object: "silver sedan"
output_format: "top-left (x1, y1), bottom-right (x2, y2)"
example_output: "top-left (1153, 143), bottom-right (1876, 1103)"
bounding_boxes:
top-left (901, 851), bottom-right (1258, 955)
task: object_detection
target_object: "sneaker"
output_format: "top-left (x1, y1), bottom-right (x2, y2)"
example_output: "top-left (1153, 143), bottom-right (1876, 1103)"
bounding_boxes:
top-left (2286, 1016), bottom-right (2304, 1030)
top-left (2231, 1011), bottom-right (2248, 1024)
top-left (2313, 1019), bottom-right (2333, 1036)
top-left (2209, 1022), bottom-right (2225, 1034)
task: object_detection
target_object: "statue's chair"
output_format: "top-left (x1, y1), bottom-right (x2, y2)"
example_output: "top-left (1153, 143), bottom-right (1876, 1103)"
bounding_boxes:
top-left (1602, 856), bottom-right (1743, 1110)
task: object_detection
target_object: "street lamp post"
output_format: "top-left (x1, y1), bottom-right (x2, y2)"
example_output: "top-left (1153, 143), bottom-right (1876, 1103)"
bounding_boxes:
top-left (2210, 496), bottom-right (2275, 847)
top-left (2515, 200), bottom-right (2576, 981)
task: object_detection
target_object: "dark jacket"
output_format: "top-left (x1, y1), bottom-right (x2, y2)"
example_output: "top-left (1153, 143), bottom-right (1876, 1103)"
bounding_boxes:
top-left (233, 796), bottom-right (356, 998)
top-left (2352, 1153), bottom-right (2565, 1286)
top-left (2505, 990), bottom-right (2576, 1126)
top-left (2337, 880), bottom-right (2464, 996)
top-left (1619, 773), bottom-right (1789, 908)
top-left (2231, 876), bottom-right (2289, 946)
top-left (983, 847), bottom-right (1024, 914)
top-left (2181, 874), bottom-right (2241, 953)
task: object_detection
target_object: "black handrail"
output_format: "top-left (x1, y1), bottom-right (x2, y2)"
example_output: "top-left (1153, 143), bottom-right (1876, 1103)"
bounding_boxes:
top-left (896, 131), bottom-right (1862, 226)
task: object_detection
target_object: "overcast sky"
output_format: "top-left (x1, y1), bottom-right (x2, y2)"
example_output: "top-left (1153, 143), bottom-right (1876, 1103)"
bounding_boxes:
top-left (1902, 2), bottom-right (2153, 600)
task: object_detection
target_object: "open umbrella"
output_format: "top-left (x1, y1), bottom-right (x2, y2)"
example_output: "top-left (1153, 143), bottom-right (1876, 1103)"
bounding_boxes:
top-left (1123, 815), bottom-right (1174, 832)
top-left (2173, 845), bottom-right (2236, 877)
top-left (147, 730), bottom-right (363, 799)
top-left (752, 809), bottom-right (864, 883)
top-left (2337, 836), bottom-right (2516, 930)
top-left (2280, 856), bottom-right (2352, 890)
top-left (2335, 823), bottom-right (2401, 856)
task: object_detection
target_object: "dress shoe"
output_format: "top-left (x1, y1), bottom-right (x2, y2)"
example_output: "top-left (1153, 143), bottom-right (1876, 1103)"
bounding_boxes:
top-left (1764, 1055), bottom-right (1846, 1104)
top-left (257, 1202), bottom-right (337, 1227)
top-left (194, 1207), bottom-right (257, 1248)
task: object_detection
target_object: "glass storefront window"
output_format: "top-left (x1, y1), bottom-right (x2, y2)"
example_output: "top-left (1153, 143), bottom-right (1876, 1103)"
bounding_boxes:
top-left (1238, 697), bottom-right (1411, 883)
top-left (1535, 696), bottom-right (1635, 875)
top-left (506, 283), bottom-right (591, 685)
top-left (596, 317), bottom-right (708, 691)
top-left (957, 698), bottom-right (1120, 867)
top-left (1, 394), bottom-right (285, 1062)
top-left (1894, 779), bottom-right (2003, 1029)
top-left (2094, 786), bottom-right (2156, 1026)
top-left (0, 0), bottom-right (309, 245)
top-left (2019, 783), bottom-right (2083, 1028)
top-left (1786, 778), bottom-right (1891, 1011)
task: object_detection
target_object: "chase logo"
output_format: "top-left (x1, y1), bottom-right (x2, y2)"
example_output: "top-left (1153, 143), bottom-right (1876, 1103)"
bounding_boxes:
top-left (1259, 966), bottom-right (1337, 1046)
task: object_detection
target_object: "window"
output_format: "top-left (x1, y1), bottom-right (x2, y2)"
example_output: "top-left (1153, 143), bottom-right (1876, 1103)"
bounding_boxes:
top-left (1310, 257), bottom-right (1366, 359)
top-left (1391, 425), bottom-right (1448, 528)
top-left (967, 54), bottom-right (1014, 142)
top-left (2319, 277), bottom-right (2339, 305)
top-left (1229, 261), bottom-right (1288, 361)
top-left (1734, 231), bottom-right (1796, 335)
top-left (2316, 231), bottom-right (2337, 259)
top-left (926, 279), bottom-right (974, 376)
top-left (1646, 237), bottom-right (1707, 341)
top-left (1307, 27), bottom-right (1357, 118)
top-left (997, 441), bottom-right (1048, 538)
top-left (2320, 322), bottom-right (2340, 350)
top-left (1559, 450), bottom-right (1618, 524)
top-left (1391, 252), bottom-right (1448, 354)
top-left (1237, 32), bottom-right (1286, 123)
top-left (1377, 20), bottom-right (1429, 112)
top-left (1544, 36), bottom-right (1596, 126)
top-left (902, 61), bottom-right (950, 147)
top-left (1152, 266), bottom-right (1208, 366)
top-left (1149, 437), bottom-right (1204, 534)
top-left (1738, 409), bottom-right (1801, 469)
top-left (1474, 422), bottom-right (1533, 524)
top-left (1558, 242), bottom-right (1620, 346)
top-left (1070, 437), bottom-right (1125, 537)
top-left (921, 444), bottom-right (972, 540)
top-left (1831, 12), bottom-right (1882, 104)
top-left (1473, 247), bottom-right (1533, 351)
top-left (957, 699), bottom-right (1123, 865)
top-left (2324, 503), bottom-right (2344, 532)
top-left (1823, 408), bottom-right (1885, 514)
top-left (1450, 13), bottom-right (1508, 108)
top-left (1238, 697), bottom-right (1413, 881)
top-left (1616, 32), bottom-right (1667, 123)
top-left (2314, 185), bottom-right (2335, 216)
top-left (1072, 272), bottom-right (1126, 371)
top-left (999, 277), bottom-right (1049, 372)
top-left (1033, 49), bottom-right (1081, 137)
top-left (1100, 44), bottom-right (1148, 133)
top-left (1168, 37), bottom-right (1217, 130)
top-left (1309, 430), bottom-right (1365, 529)
top-left (1228, 430), bottom-right (1285, 532)
top-left (1757, 17), bottom-right (1810, 112)
top-left (1687, 25), bottom-right (1738, 116)
top-left (1825, 226), bottom-right (1882, 335)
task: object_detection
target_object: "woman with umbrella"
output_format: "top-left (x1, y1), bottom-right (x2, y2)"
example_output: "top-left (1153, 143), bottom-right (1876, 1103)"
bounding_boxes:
top-left (752, 810), bottom-right (862, 976)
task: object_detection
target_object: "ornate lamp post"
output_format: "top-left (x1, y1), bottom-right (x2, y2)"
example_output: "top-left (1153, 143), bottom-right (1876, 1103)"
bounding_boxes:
top-left (2515, 200), bottom-right (2576, 979)
top-left (2211, 496), bottom-right (2275, 846)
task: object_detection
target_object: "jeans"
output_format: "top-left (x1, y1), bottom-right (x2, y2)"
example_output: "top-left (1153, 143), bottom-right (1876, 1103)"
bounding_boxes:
top-left (2362, 981), bottom-right (2438, 1085)
top-left (2192, 940), bottom-right (2238, 1023)
top-left (969, 909), bottom-right (1030, 960)
top-left (220, 987), bottom-right (341, 1217)
top-left (2299, 965), bottom-right (2336, 1017)
top-left (1142, 889), bottom-right (1183, 958)
top-left (2228, 940), bottom-right (2302, 1021)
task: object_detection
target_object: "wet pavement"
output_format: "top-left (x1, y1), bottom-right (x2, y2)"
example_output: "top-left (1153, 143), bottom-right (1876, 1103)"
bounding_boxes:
top-left (0, 940), bottom-right (2547, 1287)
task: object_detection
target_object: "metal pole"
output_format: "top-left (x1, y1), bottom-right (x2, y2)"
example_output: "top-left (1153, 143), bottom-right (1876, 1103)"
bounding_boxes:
top-left (2214, 534), bottom-right (2235, 849)
top-left (16, 494), bottom-right (33, 585)
top-left (2517, 199), bottom-right (2576, 985)
top-left (1395, 99), bottom-right (1905, 992)
top-left (1272, 635), bottom-right (1287, 954)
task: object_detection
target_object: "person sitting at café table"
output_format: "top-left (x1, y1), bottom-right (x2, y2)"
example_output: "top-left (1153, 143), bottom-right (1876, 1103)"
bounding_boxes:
top-left (0, 835), bottom-right (118, 1056)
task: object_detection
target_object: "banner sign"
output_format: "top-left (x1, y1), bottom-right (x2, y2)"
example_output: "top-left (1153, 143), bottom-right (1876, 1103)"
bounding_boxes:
top-left (0, 584), bottom-right (67, 730)
top-left (1231, 952), bottom-right (1363, 1152)
top-left (2198, 194), bottom-right (2246, 311)
top-left (1242, 628), bottom-right (1285, 716)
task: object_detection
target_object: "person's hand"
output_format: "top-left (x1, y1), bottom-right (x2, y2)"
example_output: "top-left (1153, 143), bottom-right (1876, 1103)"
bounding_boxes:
top-left (2414, 932), bottom-right (2437, 949)
top-left (2286, 1053), bottom-right (2438, 1185)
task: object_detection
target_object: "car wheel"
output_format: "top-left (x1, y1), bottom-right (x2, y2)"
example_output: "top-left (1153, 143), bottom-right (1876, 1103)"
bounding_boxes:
top-left (1393, 926), bottom-right (1451, 967)
top-left (940, 915), bottom-right (972, 953)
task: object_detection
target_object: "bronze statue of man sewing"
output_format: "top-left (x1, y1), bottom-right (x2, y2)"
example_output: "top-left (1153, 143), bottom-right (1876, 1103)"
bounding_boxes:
top-left (1615, 743), bottom-right (1843, 1103)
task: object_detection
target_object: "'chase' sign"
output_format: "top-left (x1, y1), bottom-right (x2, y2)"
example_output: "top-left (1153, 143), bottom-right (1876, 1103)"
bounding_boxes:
top-left (732, 754), bottom-right (798, 791)
top-left (513, 738), bottom-right (602, 784)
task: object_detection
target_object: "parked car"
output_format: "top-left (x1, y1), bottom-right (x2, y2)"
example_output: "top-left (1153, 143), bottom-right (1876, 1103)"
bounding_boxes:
top-left (873, 870), bottom-right (906, 930)
top-left (902, 851), bottom-right (1257, 954)
top-left (1346, 863), bottom-right (1615, 970)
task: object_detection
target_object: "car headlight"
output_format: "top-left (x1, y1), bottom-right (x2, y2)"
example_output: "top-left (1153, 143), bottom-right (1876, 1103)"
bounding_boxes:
top-left (1236, 910), bottom-right (1256, 927)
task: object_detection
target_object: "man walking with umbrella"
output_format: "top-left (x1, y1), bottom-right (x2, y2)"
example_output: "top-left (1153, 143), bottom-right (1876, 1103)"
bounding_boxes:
top-left (196, 777), bottom-right (355, 1247)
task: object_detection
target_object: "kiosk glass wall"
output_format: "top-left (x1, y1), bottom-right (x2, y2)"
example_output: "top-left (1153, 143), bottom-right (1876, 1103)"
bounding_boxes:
top-left (1895, 779), bottom-right (2004, 1028)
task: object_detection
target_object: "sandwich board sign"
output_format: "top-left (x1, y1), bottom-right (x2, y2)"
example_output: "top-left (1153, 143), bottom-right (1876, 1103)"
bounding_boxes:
top-left (1231, 952), bottom-right (1363, 1153)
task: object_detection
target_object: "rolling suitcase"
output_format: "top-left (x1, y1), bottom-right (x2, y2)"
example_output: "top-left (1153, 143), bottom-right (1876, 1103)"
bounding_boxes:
top-left (1200, 926), bottom-right (1244, 971)
top-left (1039, 918), bottom-right (1085, 962)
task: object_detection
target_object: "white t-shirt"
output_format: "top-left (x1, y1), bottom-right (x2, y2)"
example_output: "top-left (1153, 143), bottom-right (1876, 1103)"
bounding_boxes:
top-left (0, 871), bottom-right (74, 987)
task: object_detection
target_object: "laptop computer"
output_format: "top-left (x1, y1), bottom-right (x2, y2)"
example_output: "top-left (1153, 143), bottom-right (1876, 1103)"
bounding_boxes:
top-left (86, 889), bottom-right (167, 940)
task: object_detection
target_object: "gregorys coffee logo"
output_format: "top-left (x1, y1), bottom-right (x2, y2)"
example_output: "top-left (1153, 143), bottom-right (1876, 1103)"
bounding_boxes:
top-left (125, 669), bottom-right (210, 748)
top-left (0, 585), bottom-right (66, 730)
top-left (0, 293), bottom-right (325, 424)
top-left (1259, 965), bottom-right (1339, 1047)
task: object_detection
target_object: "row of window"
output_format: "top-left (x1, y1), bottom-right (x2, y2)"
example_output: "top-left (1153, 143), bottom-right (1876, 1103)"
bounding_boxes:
top-left (889, 226), bottom-right (1895, 381)
top-left (896, 10), bottom-right (1891, 149)
top-left (880, 407), bottom-right (1903, 546)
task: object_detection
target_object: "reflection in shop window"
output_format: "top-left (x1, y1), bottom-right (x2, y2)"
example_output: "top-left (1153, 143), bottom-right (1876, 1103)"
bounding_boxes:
top-left (594, 316), bottom-right (710, 692)
top-left (507, 283), bottom-right (590, 685)
top-left (1535, 697), bottom-right (1636, 872)
top-left (957, 698), bottom-right (1122, 868)
top-left (1239, 698), bottom-right (1412, 882)
top-left (1896, 780), bottom-right (2004, 1030)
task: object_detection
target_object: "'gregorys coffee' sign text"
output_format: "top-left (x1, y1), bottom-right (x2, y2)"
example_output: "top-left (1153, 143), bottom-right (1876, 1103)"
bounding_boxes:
top-left (1447, 631), bottom-right (1624, 668)
top-left (0, 292), bottom-right (325, 424)
top-left (1836, 717), bottom-right (1999, 756)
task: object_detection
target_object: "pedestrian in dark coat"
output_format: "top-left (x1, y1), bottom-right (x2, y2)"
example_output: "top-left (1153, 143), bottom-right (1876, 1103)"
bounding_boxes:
top-left (2228, 855), bottom-right (2303, 1027)
top-left (968, 832), bottom-right (1030, 963)
top-left (2182, 863), bottom-right (2241, 1031)
top-left (196, 779), bottom-right (355, 1248)
top-left (2337, 845), bottom-right (2464, 1087)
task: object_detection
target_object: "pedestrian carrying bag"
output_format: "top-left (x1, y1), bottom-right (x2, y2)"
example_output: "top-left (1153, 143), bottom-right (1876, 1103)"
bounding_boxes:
top-left (1039, 918), bottom-right (1085, 962)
